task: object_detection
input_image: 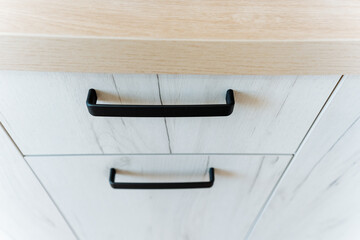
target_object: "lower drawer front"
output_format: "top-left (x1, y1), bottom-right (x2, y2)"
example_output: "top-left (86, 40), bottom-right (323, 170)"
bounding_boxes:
top-left (0, 71), bottom-right (339, 154)
top-left (27, 154), bottom-right (291, 240)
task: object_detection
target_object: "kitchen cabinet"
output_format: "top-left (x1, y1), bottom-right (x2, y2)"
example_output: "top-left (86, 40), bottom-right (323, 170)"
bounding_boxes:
top-left (0, 71), bottom-right (341, 239)
top-left (1, 0), bottom-right (360, 239)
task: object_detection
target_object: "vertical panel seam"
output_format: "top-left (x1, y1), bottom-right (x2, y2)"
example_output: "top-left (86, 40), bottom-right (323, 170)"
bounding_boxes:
top-left (244, 75), bottom-right (345, 240)
top-left (0, 122), bottom-right (80, 240)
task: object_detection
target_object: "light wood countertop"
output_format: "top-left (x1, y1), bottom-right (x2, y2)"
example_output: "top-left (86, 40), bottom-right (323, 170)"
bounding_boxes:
top-left (1, 0), bottom-right (360, 74)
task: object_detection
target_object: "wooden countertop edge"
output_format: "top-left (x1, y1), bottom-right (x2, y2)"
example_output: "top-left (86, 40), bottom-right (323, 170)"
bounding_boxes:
top-left (1, 35), bottom-right (360, 75)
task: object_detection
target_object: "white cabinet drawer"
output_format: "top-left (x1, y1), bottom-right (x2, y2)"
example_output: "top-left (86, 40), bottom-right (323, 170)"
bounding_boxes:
top-left (0, 71), bottom-right (339, 154)
top-left (26, 154), bottom-right (291, 240)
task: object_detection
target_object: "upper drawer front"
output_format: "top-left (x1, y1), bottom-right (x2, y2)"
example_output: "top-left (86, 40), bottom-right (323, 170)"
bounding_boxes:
top-left (0, 71), bottom-right (339, 154)
top-left (26, 154), bottom-right (291, 240)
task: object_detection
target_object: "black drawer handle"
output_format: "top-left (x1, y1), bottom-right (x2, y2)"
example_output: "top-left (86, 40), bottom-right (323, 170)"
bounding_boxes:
top-left (109, 168), bottom-right (215, 189)
top-left (86, 89), bottom-right (234, 117)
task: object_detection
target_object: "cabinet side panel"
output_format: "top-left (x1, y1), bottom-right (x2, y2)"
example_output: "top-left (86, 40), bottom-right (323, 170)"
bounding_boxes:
top-left (250, 76), bottom-right (360, 240)
top-left (0, 123), bottom-right (76, 240)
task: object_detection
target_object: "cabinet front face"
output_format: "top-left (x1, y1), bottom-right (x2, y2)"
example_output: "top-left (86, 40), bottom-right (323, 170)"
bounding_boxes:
top-left (0, 71), bottom-right (339, 155)
top-left (26, 155), bottom-right (291, 240)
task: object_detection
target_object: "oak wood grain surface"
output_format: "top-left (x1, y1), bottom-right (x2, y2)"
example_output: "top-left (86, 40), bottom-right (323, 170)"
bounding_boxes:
top-left (0, 123), bottom-right (76, 240)
top-left (1, 0), bottom-right (360, 74)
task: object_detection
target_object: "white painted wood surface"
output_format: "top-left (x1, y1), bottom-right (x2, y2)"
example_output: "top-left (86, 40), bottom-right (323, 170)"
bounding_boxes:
top-left (26, 154), bottom-right (290, 240)
top-left (0, 71), bottom-right (170, 154)
top-left (159, 75), bottom-right (339, 153)
top-left (249, 76), bottom-right (360, 240)
top-left (0, 71), bottom-right (339, 155)
top-left (0, 123), bottom-right (76, 240)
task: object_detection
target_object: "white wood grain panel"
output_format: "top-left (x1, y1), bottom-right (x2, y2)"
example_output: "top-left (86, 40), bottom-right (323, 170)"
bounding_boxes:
top-left (1, 36), bottom-right (360, 75)
top-left (0, 123), bottom-right (76, 240)
top-left (0, 71), bottom-right (170, 154)
top-left (158, 75), bottom-right (339, 153)
top-left (249, 76), bottom-right (360, 240)
top-left (0, 72), bottom-right (339, 154)
top-left (26, 154), bottom-right (290, 240)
